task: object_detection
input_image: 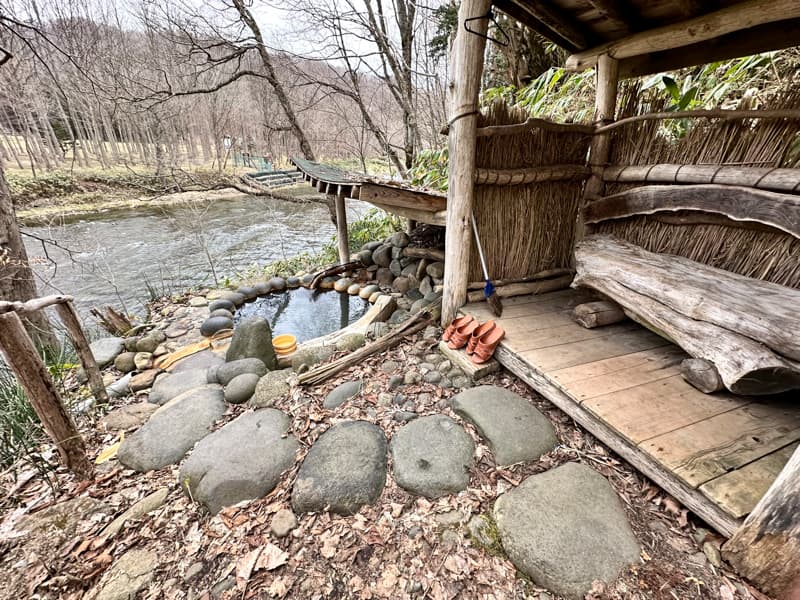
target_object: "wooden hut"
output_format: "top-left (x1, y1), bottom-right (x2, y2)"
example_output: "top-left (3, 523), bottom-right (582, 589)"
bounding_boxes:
top-left (443, 1), bottom-right (800, 597)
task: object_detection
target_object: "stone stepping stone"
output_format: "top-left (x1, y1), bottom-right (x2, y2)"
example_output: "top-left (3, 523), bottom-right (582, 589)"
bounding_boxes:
top-left (251, 369), bottom-right (292, 407)
top-left (391, 415), bottom-right (474, 498)
top-left (148, 368), bottom-right (208, 405)
top-left (90, 337), bottom-right (124, 368)
top-left (171, 349), bottom-right (225, 373)
top-left (323, 380), bottom-right (362, 408)
top-left (451, 385), bottom-right (558, 466)
top-left (180, 409), bottom-right (298, 514)
top-left (226, 317), bottom-right (277, 369)
top-left (293, 421), bottom-right (387, 515)
top-left (118, 385), bottom-right (226, 472)
top-left (216, 358), bottom-right (267, 386)
top-left (493, 462), bottom-right (640, 599)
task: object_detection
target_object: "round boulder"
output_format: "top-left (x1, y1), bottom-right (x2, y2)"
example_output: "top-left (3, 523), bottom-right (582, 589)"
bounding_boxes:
top-left (220, 292), bottom-right (246, 307)
top-left (236, 286), bottom-right (257, 300)
top-left (372, 244), bottom-right (392, 268)
top-left (217, 358), bottom-right (267, 386)
top-left (224, 373), bottom-right (261, 404)
top-left (269, 277), bottom-right (286, 291)
top-left (253, 281), bottom-right (272, 296)
top-left (200, 316), bottom-right (234, 337)
top-left (209, 308), bottom-right (234, 320)
top-left (347, 283), bottom-right (361, 296)
top-left (208, 298), bottom-right (236, 313)
top-left (287, 276), bottom-right (301, 289)
top-left (114, 352), bottom-right (137, 374)
top-left (359, 284), bottom-right (380, 299)
top-left (389, 231), bottom-right (410, 248)
top-left (334, 278), bottom-right (352, 293)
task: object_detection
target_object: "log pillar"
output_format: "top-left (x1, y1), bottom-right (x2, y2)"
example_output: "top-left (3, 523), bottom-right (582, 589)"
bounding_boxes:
top-left (442, 0), bottom-right (491, 326)
top-left (334, 186), bottom-right (349, 265)
top-left (0, 311), bottom-right (92, 479)
top-left (54, 300), bottom-right (109, 405)
top-left (723, 445), bottom-right (800, 599)
top-left (579, 53), bottom-right (619, 240)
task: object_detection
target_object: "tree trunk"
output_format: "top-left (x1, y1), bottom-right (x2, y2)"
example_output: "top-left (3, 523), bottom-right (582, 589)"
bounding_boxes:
top-left (0, 162), bottom-right (57, 349)
top-left (723, 444), bottom-right (800, 599)
top-left (573, 300), bottom-right (627, 328)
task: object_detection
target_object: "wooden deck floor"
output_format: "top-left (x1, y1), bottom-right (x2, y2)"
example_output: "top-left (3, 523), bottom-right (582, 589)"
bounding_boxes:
top-left (461, 288), bottom-right (800, 536)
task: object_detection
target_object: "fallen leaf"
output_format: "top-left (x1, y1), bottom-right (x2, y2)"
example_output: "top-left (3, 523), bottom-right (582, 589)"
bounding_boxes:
top-left (256, 543), bottom-right (289, 572)
top-left (236, 547), bottom-right (262, 588)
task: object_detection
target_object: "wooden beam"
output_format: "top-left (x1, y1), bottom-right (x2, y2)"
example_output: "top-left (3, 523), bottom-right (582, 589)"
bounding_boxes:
top-left (334, 186), bottom-right (349, 265)
top-left (443, 117), bottom-right (594, 137)
top-left (442, 0), bottom-right (491, 326)
top-left (597, 109), bottom-right (800, 134)
top-left (475, 164), bottom-right (591, 186)
top-left (567, 0), bottom-right (800, 72)
top-left (723, 445), bottom-right (800, 599)
top-left (0, 312), bottom-right (92, 479)
top-left (494, 0), bottom-right (582, 52)
top-left (579, 53), bottom-right (618, 240)
top-left (584, 184), bottom-right (800, 240)
top-left (585, 0), bottom-right (644, 33)
top-left (617, 18), bottom-right (800, 78)
top-left (358, 182), bottom-right (446, 211)
top-left (603, 162), bottom-right (800, 192)
top-left (370, 202), bottom-right (446, 226)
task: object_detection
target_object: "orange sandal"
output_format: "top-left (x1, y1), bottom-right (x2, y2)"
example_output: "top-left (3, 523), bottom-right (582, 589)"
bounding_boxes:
top-left (447, 319), bottom-right (479, 350)
top-left (466, 320), bottom-right (496, 355)
top-left (471, 325), bottom-right (505, 364)
top-left (443, 315), bottom-right (474, 343)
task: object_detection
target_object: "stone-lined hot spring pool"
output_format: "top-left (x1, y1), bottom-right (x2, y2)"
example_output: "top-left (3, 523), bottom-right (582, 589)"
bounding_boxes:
top-left (234, 288), bottom-right (370, 342)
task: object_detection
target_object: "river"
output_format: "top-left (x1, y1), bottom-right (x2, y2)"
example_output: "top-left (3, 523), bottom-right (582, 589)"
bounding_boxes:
top-left (22, 194), bottom-right (370, 319)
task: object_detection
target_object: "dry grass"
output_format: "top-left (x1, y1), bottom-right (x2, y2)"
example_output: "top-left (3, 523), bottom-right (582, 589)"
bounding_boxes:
top-left (472, 101), bottom-right (590, 281)
top-left (595, 85), bottom-right (800, 288)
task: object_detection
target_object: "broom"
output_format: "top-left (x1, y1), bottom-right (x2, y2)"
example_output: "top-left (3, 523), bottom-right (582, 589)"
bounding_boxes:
top-left (471, 213), bottom-right (503, 317)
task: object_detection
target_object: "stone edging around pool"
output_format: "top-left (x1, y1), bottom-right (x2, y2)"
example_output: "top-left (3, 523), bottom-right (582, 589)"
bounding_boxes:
top-left (198, 230), bottom-right (445, 362)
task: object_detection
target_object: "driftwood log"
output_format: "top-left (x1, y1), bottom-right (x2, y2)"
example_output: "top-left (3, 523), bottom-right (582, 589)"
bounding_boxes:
top-left (309, 261), bottom-right (363, 290)
top-left (722, 444), bottom-right (800, 598)
top-left (577, 235), bottom-right (800, 361)
top-left (91, 306), bottom-right (134, 336)
top-left (402, 246), bottom-right (445, 262)
top-left (573, 300), bottom-right (627, 329)
top-left (574, 236), bottom-right (800, 395)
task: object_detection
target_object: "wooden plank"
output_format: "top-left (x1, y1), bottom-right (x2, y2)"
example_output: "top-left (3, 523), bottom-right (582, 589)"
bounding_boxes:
top-left (559, 347), bottom-right (685, 399)
top-left (369, 202), bottom-right (446, 226)
top-left (566, 0), bottom-right (800, 71)
top-left (507, 320), bottom-right (639, 353)
top-left (584, 184), bottom-right (800, 240)
top-left (493, 342), bottom-right (741, 536)
top-left (466, 309), bottom-right (577, 334)
top-left (700, 442), bottom-right (799, 519)
top-left (584, 375), bottom-right (748, 444)
top-left (641, 403), bottom-right (800, 488)
top-left (359, 182), bottom-right (446, 212)
top-left (550, 345), bottom-right (687, 385)
top-left (521, 327), bottom-right (668, 372)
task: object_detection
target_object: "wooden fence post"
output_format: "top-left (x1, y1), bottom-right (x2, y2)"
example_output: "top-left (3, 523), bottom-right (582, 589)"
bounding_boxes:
top-left (0, 312), bottom-right (93, 479)
top-left (334, 186), bottom-right (349, 265)
top-left (722, 445), bottom-right (800, 599)
top-left (54, 300), bottom-right (108, 405)
top-left (441, 0), bottom-right (491, 326)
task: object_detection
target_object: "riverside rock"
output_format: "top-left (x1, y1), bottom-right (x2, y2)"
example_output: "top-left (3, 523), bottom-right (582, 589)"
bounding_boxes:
top-left (334, 278), bottom-right (353, 293)
top-left (180, 409), bottom-right (298, 514)
top-left (269, 277), bottom-right (286, 291)
top-left (118, 385), bottom-right (226, 472)
top-left (293, 421), bottom-right (387, 515)
top-left (171, 349), bottom-right (225, 373)
top-left (90, 337), bottom-right (125, 368)
top-left (359, 284), bottom-right (380, 299)
top-left (372, 244), bottom-right (392, 267)
top-left (390, 231), bottom-right (410, 247)
top-left (92, 548), bottom-right (158, 600)
top-left (493, 462), bottom-right (640, 599)
top-left (451, 386), bottom-right (558, 466)
top-left (148, 368), bottom-right (208, 405)
top-left (225, 317), bottom-right (277, 369)
top-left (135, 331), bottom-right (166, 353)
top-left (323, 380), bottom-right (362, 408)
top-left (426, 262), bottom-right (445, 279)
top-left (391, 415), bottom-right (474, 498)
top-left (251, 369), bottom-right (293, 407)
top-left (114, 352), bottom-right (137, 373)
top-left (216, 358), bottom-right (267, 386)
top-left (224, 373), bottom-right (260, 404)
top-left (200, 316), bottom-right (234, 337)
top-left (100, 402), bottom-right (158, 431)
top-left (208, 299), bottom-right (235, 313)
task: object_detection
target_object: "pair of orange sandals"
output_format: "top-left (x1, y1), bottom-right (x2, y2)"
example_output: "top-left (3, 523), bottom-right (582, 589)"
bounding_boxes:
top-left (443, 315), bottom-right (505, 364)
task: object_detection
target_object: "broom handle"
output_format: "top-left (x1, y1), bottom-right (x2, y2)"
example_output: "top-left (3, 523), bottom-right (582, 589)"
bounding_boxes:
top-left (471, 214), bottom-right (491, 281)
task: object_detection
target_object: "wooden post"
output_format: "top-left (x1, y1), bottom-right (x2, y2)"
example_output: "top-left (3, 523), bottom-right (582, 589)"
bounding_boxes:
top-left (54, 300), bottom-right (108, 405)
top-left (579, 53), bottom-right (618, 241)
top-left (0, 312), bottom-right (92, 479)
top-left (722, 445), bottom-right (800, 599)
top-left (334, 186), bottom-right (349, 265)
top-left (441, 0), bottom-right (491, 326)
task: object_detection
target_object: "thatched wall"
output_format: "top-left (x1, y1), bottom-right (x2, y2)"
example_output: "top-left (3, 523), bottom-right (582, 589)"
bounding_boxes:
top-left (471, 101), bottom-right (591, 282)
top-left (593, 86), bottom-right (800, 288)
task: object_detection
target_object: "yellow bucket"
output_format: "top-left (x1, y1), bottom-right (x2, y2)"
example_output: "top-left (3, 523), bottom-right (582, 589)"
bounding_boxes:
top-left (273, 334), bottom-right (297, 356)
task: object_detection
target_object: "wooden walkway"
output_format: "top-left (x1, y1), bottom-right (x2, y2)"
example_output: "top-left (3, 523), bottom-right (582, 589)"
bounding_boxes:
top-left (461, 288), bottom-right (800, 536)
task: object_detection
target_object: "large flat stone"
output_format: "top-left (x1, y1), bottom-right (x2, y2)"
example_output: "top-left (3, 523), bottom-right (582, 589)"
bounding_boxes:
top-left (90, 337), bottom-right (125, 368)
top-left (99, 402), bottom-right (158, 431)
top-left (91, 548), bottom-right (158, 600)
top-left (437, 340), bottom-right (499, 381)
top-left (323, 380), bottom-right (362, 409)
top-left (117, 385), bottom-right (226, 472)
top-left (451, 385), bottom-right (557, 466)
top-left (293, 421), bottom-right (387, 515)
top-left (148, 368), bottom-right (208, 405)
top-left (390, 415), bottom-right (474, 498)
top-left (180, 409), bottom-right (298, 514)
top-left (493, 462), bottom-right (640, 599)
top-left (171, 349), bottom-right (225, 373)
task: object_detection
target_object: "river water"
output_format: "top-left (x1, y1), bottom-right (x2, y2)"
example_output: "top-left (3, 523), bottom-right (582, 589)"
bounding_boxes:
top-left (22, 195), bottom-right (369, 319)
